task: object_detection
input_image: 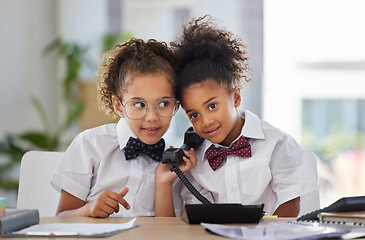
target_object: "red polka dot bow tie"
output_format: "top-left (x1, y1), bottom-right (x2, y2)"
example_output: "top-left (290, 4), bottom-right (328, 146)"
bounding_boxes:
top-left (205, 136), bottom-right (251, 171)
top-left (124, 137), bottom-right (165, 162)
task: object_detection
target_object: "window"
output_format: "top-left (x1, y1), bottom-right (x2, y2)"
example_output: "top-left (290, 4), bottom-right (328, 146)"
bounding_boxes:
top-left (302, 99), bottom-right (365, 205)
top-left (265, 0), bottom-right (365, 207)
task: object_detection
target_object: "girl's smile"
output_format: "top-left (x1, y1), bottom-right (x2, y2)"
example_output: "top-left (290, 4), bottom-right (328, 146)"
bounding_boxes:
top-left (142, 126), bottom-right (161, 135)
top-left (204, 125), bottom-right (221, 137)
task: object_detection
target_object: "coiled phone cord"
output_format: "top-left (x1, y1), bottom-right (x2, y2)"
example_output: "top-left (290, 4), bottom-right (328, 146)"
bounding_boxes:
top-left (169, 164), bottom-right (211, 204)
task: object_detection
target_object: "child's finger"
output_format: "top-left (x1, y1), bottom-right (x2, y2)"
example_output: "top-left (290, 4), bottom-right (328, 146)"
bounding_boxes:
top-left (90, 191), bottom-right (120, 217)
top-left (102, 189), bottom-right (130, 213)
top-left (104, 191), bottom-right (123, 213)
top-left (118, 197), bottom-right (130, 210)
top-left (184, 148), bottom-right (198, 164)
top-left (118, 187), bottom-right (129, 197)
top-left (102, 199), bottom-right (120, 215)
top-left (182, 156), bottom-right (192, 166)
top-left (115, 187), bottom-right (130, 210)
top-left (184, 148), bottom-right (196, 155)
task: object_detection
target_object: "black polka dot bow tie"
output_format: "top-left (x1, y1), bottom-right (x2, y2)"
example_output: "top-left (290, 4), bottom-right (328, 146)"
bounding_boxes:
top-left (124, 137), bottom-right (165, 162)
top-left (205, 136), bottom-right (251, 171)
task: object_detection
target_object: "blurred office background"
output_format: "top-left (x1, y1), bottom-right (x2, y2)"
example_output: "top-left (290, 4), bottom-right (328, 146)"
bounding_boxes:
top-left (0, 0), bottom-right (364, 208)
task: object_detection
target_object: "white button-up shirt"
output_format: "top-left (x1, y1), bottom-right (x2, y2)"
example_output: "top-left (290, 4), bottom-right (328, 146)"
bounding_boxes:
top-left (51, 118), bottom-right (182, 217)
top-left (181, 110), bottom-right (319, 215)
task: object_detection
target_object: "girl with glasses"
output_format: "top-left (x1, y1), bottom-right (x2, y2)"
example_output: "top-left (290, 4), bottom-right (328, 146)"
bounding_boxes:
top-left (51, 38), bottom-right (197, 218)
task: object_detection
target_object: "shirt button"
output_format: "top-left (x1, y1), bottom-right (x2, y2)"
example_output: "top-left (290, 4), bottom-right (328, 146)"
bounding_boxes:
top-left (230, 186), bottom-right (236, 191)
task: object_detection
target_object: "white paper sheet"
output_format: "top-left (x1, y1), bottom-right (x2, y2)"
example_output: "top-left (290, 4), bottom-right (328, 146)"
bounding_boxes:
top-left (202, 221), bottom-right (365, 240)
top-left (12, 218), bottom-right (137, 237)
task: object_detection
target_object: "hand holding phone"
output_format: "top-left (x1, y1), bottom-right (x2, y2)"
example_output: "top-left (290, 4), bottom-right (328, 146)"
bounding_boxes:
top-left (155, 147), bottom-right (197, 185)
top-left (161, 127), bottom-right (204, 164)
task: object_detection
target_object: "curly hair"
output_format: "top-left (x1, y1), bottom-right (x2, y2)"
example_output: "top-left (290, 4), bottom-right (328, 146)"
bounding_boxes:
top-left (171, 15), bottom-right (253, 101)
top-left (97, 38), bottom-right (176, 118)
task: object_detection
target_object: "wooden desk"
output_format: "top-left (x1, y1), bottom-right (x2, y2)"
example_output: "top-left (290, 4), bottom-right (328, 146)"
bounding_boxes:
top-left (2, 217), bottom-right (293, 240)
top-left (45, 217), bottom-right (226, 239)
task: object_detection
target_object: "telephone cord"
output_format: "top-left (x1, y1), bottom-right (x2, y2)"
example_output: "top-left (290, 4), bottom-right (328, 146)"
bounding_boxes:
top-left (169, 164), bottom-right (211, 204)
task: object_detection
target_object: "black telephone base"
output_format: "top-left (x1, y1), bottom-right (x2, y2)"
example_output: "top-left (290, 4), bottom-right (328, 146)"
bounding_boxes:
top-left (181, 203), bottom-right (264, 224)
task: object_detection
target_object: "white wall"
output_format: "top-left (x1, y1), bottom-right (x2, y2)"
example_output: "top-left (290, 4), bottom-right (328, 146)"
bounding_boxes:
top-left (57, 0), bottom-right (108, 80)
top-left (0, 0), bottom-right (58, 138)
top-left (0, 0), bottom-right (108, 139)
top-left (122, 0), bottom-right (245, 46)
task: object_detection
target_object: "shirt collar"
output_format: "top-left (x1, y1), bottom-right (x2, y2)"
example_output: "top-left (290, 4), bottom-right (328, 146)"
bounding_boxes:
top-left (200, 110), bottom-right (265, 159)
top-left (116, 118), bottom-right (137, 150)
top-left (240, 110), bottom-right (265, 140)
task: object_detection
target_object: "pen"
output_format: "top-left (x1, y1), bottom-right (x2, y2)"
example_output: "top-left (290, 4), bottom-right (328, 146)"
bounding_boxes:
top-left (262, 215), bottom-right (278, 219)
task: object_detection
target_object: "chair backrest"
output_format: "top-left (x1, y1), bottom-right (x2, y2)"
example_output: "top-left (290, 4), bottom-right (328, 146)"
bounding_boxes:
top-left (298, 151), bottom-right (321, 217)
top-left (17, 151), bottom-right (64, 217)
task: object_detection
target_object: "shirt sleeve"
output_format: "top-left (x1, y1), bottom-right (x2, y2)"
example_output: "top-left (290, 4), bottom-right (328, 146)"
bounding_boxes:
top-left (50, 131), bottom-right (98, 201)
top-left (269, 133), bottom-right (319, 205)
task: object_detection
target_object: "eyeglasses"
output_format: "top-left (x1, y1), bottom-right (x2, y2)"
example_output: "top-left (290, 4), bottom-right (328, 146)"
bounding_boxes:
top-left (119, 97), bottom-right (180, 120)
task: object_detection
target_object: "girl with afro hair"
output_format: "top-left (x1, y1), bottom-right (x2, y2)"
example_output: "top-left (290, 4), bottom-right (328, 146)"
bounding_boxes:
top-left (155, 15), bottom-right (318, 217)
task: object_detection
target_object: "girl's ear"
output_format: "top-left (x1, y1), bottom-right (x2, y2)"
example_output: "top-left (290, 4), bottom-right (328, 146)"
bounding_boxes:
top-left (233, 87), bottom-right (241, 107)
top-left (112, 95), bottom-right (124, 118)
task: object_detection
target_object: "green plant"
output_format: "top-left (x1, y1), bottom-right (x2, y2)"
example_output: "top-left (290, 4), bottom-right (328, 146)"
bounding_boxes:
top-left (102, 32), bottom-right (133, 52)
top-left (44, 39), bottom-right (91, 100)
top-left (0, 97), bottom-right (83, 190)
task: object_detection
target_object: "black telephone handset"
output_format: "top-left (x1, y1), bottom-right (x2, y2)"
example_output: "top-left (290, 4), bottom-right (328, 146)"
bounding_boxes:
top-left (161, 127), bottom-right (205, 164)
top-left (297, 196), bottom-right (365, 221)
top-left (161, 127), bottom-right (264, 224)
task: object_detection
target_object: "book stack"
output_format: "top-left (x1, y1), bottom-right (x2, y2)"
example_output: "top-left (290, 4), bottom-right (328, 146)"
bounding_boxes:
top-left (0, 198), bottom-right (6, 217)
top-left (319, 211), bottom-right (365, 225)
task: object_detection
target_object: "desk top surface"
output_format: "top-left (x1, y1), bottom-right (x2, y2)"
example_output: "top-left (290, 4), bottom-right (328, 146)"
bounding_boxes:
top-left (2, 216), bottom-right (293, 240)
